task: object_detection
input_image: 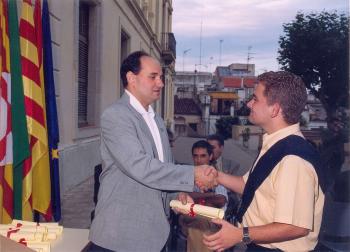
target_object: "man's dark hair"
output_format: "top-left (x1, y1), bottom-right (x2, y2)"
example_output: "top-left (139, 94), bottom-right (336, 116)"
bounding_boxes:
top-left (257, 71), bottom-right (307, 125)
top-left (192, 140), bottom-right (213, 156)
top-left (120, 51), bottom-right (150, 88)
top-left (207, 134), bottom-right (224, 147)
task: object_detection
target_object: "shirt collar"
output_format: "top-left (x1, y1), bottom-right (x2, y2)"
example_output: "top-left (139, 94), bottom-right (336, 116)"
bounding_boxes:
top-left (213, 156), bottom-right (222, 168)
top-left (262, 123), bottom-right (301, 151)
top-left (125, 90), bottom-right (155, 117)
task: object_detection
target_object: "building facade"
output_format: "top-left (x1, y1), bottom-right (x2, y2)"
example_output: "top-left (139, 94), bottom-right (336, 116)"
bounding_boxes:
top-left (49, 0), bottom-right (175, 193)
top-left (214, 63), bottom-right (257, 106)
top-left (174, 97), bottom-right (204, 137)
top-left (173, 71), bottom-right (213, 98)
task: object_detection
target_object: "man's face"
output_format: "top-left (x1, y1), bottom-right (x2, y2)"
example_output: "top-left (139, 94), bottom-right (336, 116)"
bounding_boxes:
top-left (247, 83), bottom-right (274, 128)
top-left (207, 140), bottom-right (223, 161)
top-left (127, 56), bottom-right (164, 108)
top-left (192, 147), bottom-right (212, 166)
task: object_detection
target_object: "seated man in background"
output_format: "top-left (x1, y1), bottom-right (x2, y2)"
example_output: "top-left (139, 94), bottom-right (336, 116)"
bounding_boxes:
top-left (207, 134), bottom-right (240, 176)
top-left (207, 134), bottom-right (241, 222)
top-left (179, 140), bottom-right (228, 252)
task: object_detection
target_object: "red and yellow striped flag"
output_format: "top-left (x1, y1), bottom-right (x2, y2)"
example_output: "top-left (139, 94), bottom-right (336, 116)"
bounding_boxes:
top-left (0, 0), bottom-right (14, 224)
top-left (34, 0), bottom-right (52, 220)
top-left (20, 0), bottom-right (51, 221)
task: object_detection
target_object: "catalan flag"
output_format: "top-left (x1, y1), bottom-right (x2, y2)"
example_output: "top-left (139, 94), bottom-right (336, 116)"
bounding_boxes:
top-left (0, 0), bottom-right (13, 224)
top-left (34, 0), bottom-right (53, 221)
top-left (1, 0), bottom-right (59, 223)
top-left (9, 0), bottom-right (30, 221)
top-left (42, 0), bottom-right (60, 222)
top-left (20, 0), bottom-right (51, 221)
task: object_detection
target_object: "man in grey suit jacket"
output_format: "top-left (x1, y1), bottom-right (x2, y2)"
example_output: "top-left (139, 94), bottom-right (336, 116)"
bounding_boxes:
top-left (207, 134), bottom-right (241, 176)
top-left (88, 51), bottom-right (217, 252)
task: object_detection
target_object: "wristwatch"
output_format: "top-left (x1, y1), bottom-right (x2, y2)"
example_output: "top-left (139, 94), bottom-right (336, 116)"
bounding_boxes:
top-left (242, 227), bottom-right (252, 244)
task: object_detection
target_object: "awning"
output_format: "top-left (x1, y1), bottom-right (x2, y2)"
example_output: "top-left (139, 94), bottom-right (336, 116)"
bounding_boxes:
top-left (208, 92), bottom-right (239, 100)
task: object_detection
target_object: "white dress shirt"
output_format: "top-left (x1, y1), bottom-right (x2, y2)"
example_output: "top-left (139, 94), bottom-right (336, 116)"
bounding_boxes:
top-left (125, 90), bottom-right (164, 162)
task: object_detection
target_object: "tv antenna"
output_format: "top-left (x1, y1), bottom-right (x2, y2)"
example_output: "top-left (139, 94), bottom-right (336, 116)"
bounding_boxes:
top-left (246, 46), bottom-right (256, 73)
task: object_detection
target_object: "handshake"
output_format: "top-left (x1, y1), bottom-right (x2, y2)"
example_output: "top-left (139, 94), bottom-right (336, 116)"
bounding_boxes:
top-left (194, 165), bottom-right (218, 191)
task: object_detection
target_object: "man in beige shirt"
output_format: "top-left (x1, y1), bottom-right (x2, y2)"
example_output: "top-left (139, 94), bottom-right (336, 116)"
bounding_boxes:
top-left (203, 71), bottom-right (325, 251)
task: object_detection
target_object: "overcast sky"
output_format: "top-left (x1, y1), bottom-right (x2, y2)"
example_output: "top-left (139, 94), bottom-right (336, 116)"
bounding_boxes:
top-left (172, 0), bottom-right (348, 75)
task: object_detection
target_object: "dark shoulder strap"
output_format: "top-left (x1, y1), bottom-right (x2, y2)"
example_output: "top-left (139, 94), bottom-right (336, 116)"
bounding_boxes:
top-left (235, 135), bottom-right (326, 223)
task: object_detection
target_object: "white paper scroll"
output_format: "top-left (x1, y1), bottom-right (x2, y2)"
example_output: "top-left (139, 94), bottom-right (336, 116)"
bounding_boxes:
top-left (170, 200), bottom-right (224, 219)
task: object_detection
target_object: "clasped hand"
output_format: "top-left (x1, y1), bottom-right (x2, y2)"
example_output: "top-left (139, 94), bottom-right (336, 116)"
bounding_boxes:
top-left (194, 165), bottom-right (218, 192)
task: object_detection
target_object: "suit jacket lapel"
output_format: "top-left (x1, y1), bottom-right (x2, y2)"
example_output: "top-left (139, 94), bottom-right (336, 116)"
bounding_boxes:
top-left (138, 114), bottom-right (159, 160)
top-left (154, 114), bottom-right (169, 162)
top-left (121, 93), bottom-right (159, 159)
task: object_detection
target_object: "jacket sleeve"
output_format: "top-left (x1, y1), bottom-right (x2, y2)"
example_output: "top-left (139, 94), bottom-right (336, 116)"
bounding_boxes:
top-left (101, 106), bottom-right (195, 192)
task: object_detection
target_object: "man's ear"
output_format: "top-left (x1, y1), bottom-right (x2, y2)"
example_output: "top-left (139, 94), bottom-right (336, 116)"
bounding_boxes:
top-left (126, 71), bottom-right (135, 85)
top-left (271, 103), bottom-right (281, 118)
top-left (209, 154), bottom-right (213, 161)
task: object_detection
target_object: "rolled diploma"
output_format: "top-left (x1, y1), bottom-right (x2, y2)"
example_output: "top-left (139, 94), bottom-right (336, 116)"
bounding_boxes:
top-left (12, 219), bottom-right (62, 235)
top-left (12, 219), bottom-right (37, 226)
top-left (170, 200), bottom-right (224, 219)
top-left (45, 226), bottom-right (62, 235)
top-left (44, 232), bottom-right (57, 241)
top-left (0, 230), bottom-right (44, 241)
top-left (0, 225), bottom-right (14, 230)
top-left (9, 226), bottom-right (47, 234)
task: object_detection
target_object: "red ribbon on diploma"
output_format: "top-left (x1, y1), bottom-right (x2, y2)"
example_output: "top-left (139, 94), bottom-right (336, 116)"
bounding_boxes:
top-left (19, 238), bottom-right (27, 246)
top-left (7, 228), bottom-right (19, 238)
top-left (189, 203), bottom-right (196, 217)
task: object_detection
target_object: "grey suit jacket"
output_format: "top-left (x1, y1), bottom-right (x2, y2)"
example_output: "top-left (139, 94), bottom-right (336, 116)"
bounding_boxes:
top-left (89, 94), bottom-right (194, 251)
top-left (218, 157), bottom-right (241, 176)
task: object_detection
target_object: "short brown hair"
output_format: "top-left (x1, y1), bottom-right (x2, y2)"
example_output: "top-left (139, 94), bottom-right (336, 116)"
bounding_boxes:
top-left (258, 71), bottom-right (307, 124)
top-left (192, 140), bottom-right (213, 156)
top-left (120, 51), bottom-right (150, 88)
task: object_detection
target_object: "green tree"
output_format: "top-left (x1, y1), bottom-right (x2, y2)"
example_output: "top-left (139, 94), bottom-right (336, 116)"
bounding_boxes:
top-left (278, 11), bottom-right (349, 188)
top-left (215, 116), bottom-right (239, 140)
top-left (278, 11), bottom-right (349, 119)
top-left (237, 102), bottom-right (250, 116)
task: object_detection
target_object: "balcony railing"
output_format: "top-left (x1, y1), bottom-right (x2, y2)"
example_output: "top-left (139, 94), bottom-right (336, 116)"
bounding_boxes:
top-left (162, 32), bottom-right (176, 65)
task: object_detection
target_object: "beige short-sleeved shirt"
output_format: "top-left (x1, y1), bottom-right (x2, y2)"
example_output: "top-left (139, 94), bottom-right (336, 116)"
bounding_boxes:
top-left (242, 124), bottom-right (325, 251)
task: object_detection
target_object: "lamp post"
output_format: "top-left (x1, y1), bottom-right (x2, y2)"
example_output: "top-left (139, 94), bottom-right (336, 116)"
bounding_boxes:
top-left (209, 56), bottom-right (214, 73)
top-left (183, 48), bottom-right (191, 72)
top-left (181, 49), bottom-right (191, 98)
top-left (194, 64), bottom-right (208, 96)
top-left (219, 39), bottom-right (224, 66)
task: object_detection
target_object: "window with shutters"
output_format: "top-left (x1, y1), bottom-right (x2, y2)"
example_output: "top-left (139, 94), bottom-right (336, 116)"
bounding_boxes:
top-left (78, 2), bottom-right (89, 127)
top-left (119, 29), bottom-right (130, 96)
top-left (78, 0), bottom-right (100, 129)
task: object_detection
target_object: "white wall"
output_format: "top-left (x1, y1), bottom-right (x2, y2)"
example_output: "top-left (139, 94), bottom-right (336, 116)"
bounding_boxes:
top-left (49, 0), bottom-right (173, 192)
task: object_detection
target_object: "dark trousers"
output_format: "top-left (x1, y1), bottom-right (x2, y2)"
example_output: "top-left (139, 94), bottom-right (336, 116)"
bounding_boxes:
top-left (246, 243), bottom-right (282, 251)
top-left (85, 242), bottom-right (168, 252)
top-left (84, 242), bottom-right (115, 252)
